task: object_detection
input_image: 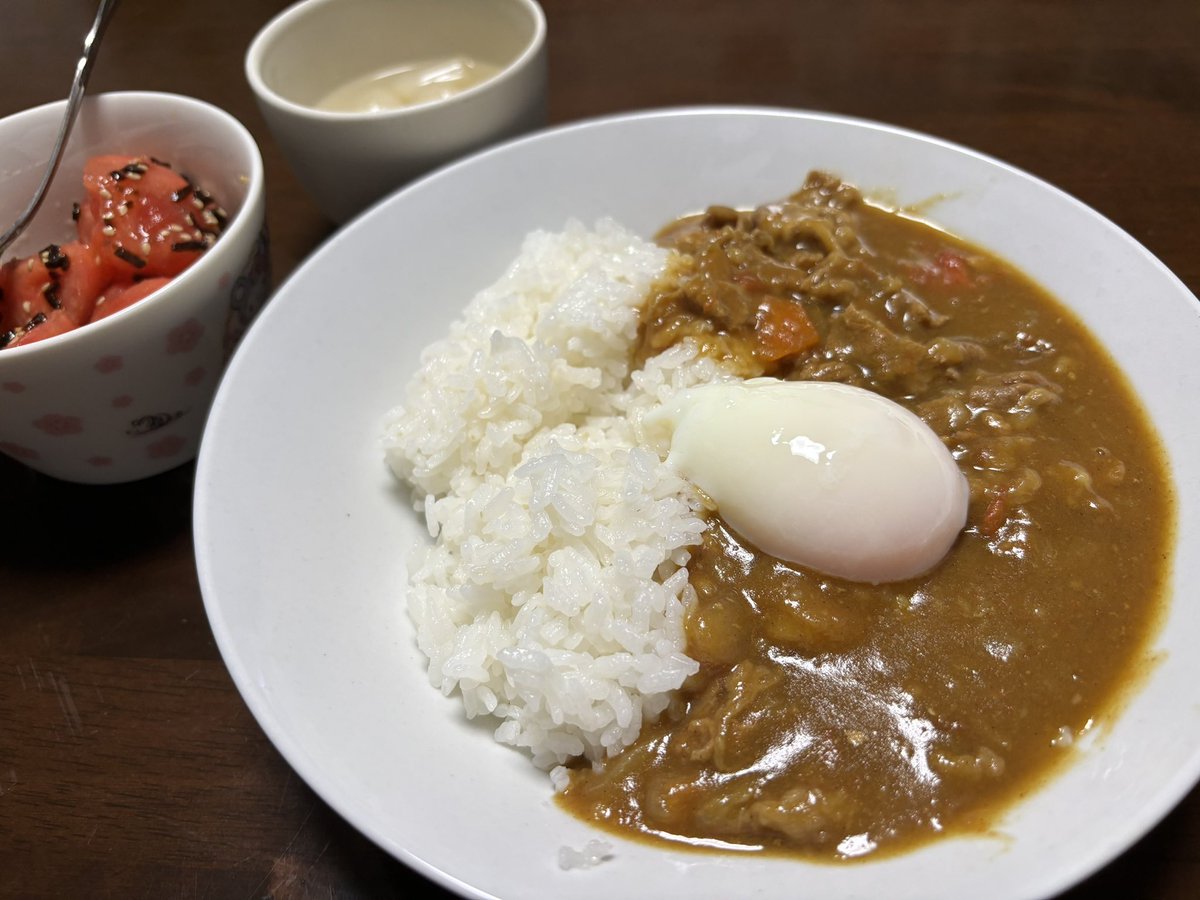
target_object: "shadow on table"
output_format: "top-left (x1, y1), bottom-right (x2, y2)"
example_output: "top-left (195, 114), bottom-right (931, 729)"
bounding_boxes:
top-left (0, 454), bottom-right (195, 571)
top-left (262, 781), bottom-right (467, 900)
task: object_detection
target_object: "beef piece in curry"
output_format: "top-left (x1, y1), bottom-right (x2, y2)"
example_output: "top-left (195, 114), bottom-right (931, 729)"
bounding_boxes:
top-left (558, 172), bottom-right (1174, 860)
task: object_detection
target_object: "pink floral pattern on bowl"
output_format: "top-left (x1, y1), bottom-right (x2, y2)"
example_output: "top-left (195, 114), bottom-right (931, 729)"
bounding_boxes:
top-left (34, 414), bottom-right (84, 436)
top-left (167, 318), bottom-right (205, 354)
top-left (94, 355), bottom-right (123, 374)
top-left (0, 441), bottom-right (39, 460)
top-left (147, 434), bottom-right (187, 459)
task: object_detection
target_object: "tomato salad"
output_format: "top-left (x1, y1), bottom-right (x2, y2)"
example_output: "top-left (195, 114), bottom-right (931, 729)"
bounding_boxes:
top-left (0, 155), bottom-right (226, 348)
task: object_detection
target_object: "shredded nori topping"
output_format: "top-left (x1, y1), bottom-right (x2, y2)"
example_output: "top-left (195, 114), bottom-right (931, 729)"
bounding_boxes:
top-left (42, 281), bottom-right (62, 310)
top-left (40, 244), bottom-right (70, 271)
top-left (113, 245), bottom-right (146, 268)
top-left (171, 240), bottom-right (206, 252)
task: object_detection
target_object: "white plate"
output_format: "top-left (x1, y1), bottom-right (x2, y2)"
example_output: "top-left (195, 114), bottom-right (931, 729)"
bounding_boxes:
top-left (194, 107), bottom-right (1200, 900)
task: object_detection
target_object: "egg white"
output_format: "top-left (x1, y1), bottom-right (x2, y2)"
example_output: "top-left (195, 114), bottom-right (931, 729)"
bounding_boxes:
top-left (647, 379), bottom-right (970, 584)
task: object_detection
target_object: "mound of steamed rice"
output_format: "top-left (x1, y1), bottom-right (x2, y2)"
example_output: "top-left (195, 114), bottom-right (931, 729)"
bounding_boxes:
top-left (383, 220), bottom-right (732, 774)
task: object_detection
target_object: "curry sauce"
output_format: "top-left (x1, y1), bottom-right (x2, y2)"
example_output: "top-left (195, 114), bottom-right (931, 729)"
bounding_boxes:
top-left (558, 173), bottom-right (1174, 860)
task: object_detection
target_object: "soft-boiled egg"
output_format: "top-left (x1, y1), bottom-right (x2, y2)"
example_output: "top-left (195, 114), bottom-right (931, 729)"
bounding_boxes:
top-left (647, 379), bottom-right (969, 584)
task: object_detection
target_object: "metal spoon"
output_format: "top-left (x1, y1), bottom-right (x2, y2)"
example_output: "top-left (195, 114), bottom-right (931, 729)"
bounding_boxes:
top-left (0, 0), bottom-right (119, 257)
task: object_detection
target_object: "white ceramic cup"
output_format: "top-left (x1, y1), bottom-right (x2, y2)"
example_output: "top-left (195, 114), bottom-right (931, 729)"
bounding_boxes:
top-left (0, 92), bottom-right (268, 484)
top-left (245, 0), bottom-right (547, 223)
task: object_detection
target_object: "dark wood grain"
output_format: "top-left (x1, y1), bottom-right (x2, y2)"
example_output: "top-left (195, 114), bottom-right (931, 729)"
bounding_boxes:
top-left (1, 1), bottom-right (1197, 896)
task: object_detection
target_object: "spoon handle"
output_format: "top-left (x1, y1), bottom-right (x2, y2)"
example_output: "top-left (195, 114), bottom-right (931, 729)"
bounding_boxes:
top-left (0, 0), bottom-right (120, 257)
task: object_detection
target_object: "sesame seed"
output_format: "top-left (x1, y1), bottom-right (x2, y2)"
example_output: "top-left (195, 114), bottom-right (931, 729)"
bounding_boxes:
top-left (99, 188), bottom-right (112, 200)
top-left (102, 225), bottom-right (116, 236)
top-left (141, 241), bottom-right (152, 257)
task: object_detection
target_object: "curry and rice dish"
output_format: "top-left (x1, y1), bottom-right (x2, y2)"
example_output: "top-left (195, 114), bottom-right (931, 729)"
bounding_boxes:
top-left (384, 172), bottom-right (1173, 863)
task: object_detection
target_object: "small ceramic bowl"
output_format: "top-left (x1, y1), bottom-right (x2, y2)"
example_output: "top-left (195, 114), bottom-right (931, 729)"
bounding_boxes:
top-left (245, 0), bottom-right (547, 223)
top-left (0, 91), bottom-right (269, 484)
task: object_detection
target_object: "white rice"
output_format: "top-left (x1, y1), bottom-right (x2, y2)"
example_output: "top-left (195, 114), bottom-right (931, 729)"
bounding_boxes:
top-left (383, 220), bottom-right (731, 771)
top-left (558, 839), bottom-right (614, 870)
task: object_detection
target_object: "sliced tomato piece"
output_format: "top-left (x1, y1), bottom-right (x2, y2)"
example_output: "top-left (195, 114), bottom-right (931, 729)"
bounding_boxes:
top-left (89, 277), bottom-right (172, 322)
top-left (754, 295), bottom-right (821, 362)
top-left (934, 250), bottom-right (972, 286)
top-left (78, 155), bottom-right (225, 280)
top-left (2, 153), bottom-right (224, 351)
top-left (0, 256), bottom-right (18, 334)
top-left (0, 240), bottom-right (110, 332)
top-left (7, 309), bottom-right (77, 347)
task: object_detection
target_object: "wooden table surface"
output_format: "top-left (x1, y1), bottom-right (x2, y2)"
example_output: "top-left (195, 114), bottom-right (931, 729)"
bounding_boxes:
top-left (2, 1), bottom-right (1198, 896)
